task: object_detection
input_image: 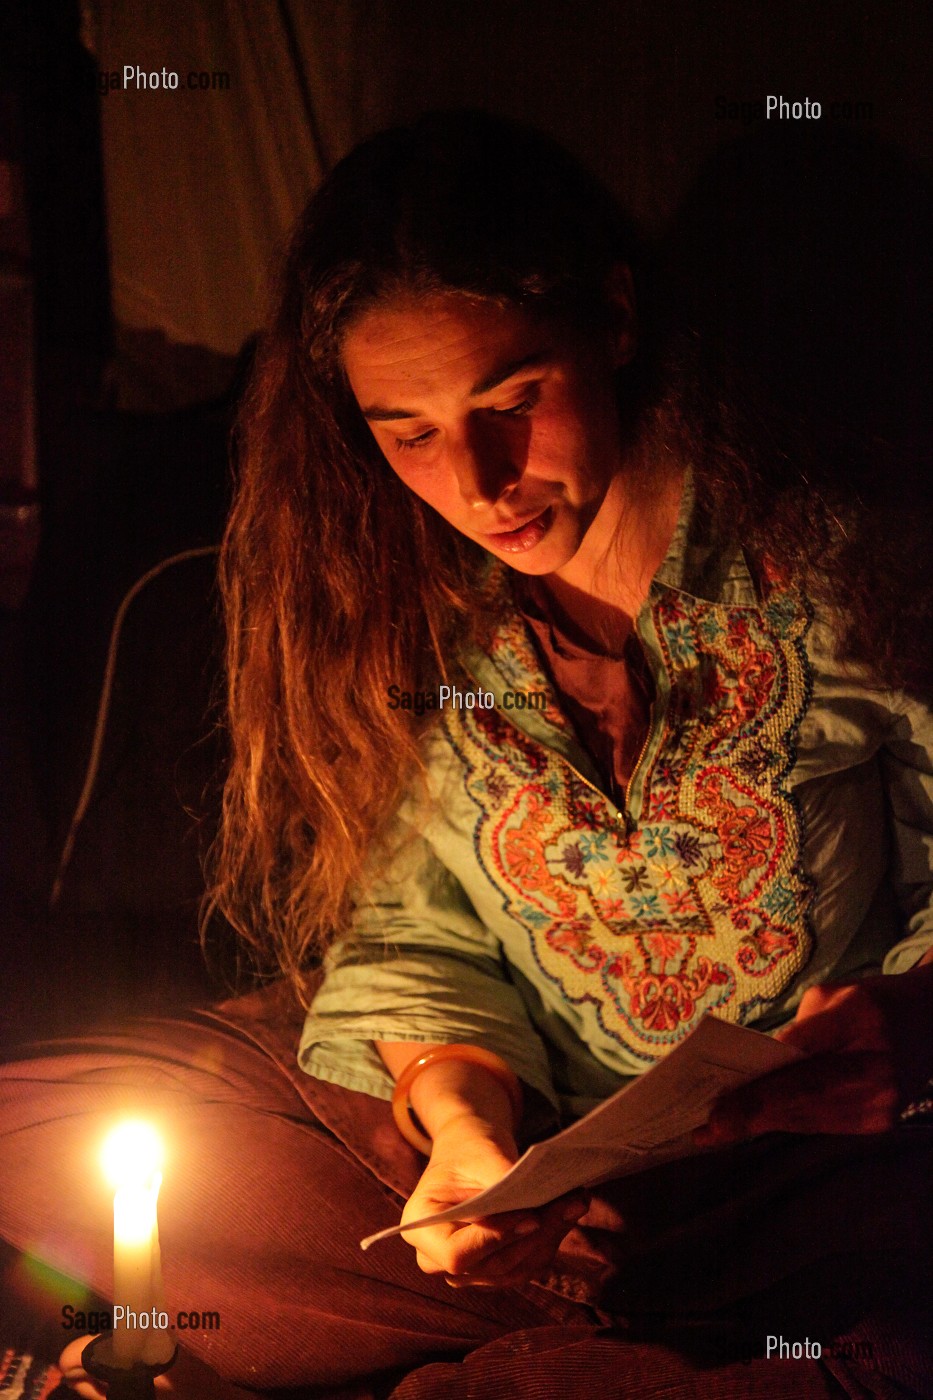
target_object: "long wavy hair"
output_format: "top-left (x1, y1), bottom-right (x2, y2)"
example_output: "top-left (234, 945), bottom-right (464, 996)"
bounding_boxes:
top-left (209, 110), bottom-right (932, 995)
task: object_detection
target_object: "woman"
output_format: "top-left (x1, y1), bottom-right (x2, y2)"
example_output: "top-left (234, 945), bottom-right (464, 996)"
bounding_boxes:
top-left (6, 110), bottom-right (933, 1398)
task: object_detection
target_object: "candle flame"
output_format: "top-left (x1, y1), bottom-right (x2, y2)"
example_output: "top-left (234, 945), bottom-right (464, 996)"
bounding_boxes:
top-left (101, 1120), bottom-right (163, 1189)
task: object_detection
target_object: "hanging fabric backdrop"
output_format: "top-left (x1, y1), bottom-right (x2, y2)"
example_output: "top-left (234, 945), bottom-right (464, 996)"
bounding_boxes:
top-left (79, 0), bottom-right (930, 407)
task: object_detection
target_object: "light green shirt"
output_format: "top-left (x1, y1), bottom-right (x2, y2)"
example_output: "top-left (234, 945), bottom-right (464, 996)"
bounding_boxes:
top-left (300, 478), bottom-right (933, 1123)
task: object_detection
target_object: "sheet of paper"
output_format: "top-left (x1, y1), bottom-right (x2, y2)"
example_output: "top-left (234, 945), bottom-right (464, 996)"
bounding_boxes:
top-left (360, 1013), bottom-right (801, 1250)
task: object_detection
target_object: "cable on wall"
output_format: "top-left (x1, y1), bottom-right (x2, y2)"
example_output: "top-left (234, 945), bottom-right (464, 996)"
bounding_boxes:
top-left (49, 544), bottom-right (221, 909)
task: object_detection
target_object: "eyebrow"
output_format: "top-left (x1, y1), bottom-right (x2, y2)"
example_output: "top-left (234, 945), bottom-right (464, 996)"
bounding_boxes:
top-left (359, 348), bottom-right (553, 422)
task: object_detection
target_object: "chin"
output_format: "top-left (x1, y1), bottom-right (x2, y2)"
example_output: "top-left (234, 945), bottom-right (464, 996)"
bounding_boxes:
top-left (498, 549), bottom-right (566, 576)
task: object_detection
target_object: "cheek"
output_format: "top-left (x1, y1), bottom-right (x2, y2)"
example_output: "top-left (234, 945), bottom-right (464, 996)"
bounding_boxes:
top-left (373, 431), bottom-right (435, 502)
top-left (388, 461), bottom-right (455, 516)
top-left (575, 394), bottom-right (623, 487)
top-left (533, 377), bottom-right (618, 478)
top-left (530, 414), bottom-right (610, 498)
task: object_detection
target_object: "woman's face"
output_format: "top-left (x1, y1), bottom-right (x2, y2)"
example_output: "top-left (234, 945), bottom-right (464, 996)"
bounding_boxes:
top-left (341, 290), bottom-right (634, 575)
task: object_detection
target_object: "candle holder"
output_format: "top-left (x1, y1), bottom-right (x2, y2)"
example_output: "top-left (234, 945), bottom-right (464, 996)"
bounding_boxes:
top-left (81, 1332), bottom-right (178, 1399)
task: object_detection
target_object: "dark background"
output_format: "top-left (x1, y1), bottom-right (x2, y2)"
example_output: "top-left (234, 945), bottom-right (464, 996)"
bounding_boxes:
top-left (0, 0), bottom-right (930, 1044)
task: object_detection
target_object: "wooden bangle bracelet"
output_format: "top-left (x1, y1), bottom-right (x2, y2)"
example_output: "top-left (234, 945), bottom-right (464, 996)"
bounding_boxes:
top-left (390, 1044), bottom-right (523, 1155)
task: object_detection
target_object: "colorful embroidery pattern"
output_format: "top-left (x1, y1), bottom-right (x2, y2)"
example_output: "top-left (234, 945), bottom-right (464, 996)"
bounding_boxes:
top-left (446, 587), bottom-right (815, 1065)
top-left (481, 607), bottom-right (571, 742)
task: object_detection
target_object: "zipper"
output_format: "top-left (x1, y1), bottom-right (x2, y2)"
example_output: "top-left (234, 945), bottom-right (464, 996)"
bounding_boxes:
top-left (460, 659), bottom-right (647, 837)
top-left (619, 701), bottom-right (655, 835)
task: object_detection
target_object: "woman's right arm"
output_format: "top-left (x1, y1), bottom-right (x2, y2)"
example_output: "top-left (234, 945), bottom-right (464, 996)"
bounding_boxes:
top-left (300, 825), bottom-right (561, 1117)
top-left (375, 1041), bottom-right (588, 1287)
top-left (303, 820), bottom-right (584, 1281)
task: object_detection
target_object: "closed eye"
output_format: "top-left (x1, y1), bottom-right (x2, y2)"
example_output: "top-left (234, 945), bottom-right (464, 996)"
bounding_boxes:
top-left (492, 395), bottom-right (536, 417)
top-left (393, 387), bottom-right (540, 452)
top-left (394, 428), bottom-right (437, 452)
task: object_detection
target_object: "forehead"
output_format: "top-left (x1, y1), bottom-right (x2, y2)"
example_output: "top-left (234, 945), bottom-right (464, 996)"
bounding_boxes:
top-left (340, 293), bottom-right (554, 401)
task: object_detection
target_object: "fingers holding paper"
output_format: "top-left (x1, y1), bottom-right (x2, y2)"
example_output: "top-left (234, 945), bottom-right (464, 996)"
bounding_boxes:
top-left (694, 965), bottom-right (933, 1145)
top-left (400, 1121), bottom-right (588, 1286)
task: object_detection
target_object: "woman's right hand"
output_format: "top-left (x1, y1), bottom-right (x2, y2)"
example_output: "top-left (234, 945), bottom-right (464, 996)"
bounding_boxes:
top-left (400, 1115), bottom-right (588, 1287)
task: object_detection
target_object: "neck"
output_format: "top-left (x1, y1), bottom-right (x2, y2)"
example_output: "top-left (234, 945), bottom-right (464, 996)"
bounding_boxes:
top-left (541, 462), bottom-right (685, 654)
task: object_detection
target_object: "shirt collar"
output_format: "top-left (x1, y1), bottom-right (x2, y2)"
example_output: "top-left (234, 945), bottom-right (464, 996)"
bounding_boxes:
top-left (460, 471), bottom-right (760, 783)
top-left (650, 467), bottom-right (759, 607)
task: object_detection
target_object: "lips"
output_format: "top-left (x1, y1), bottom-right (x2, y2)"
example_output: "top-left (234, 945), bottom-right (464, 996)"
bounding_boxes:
top-left (486, 507), bottom-right (551, 536)
top-left (481, 506), bottom-right (554, 554)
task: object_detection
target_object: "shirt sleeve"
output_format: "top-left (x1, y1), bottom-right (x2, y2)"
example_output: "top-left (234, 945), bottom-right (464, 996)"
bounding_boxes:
top-left (879, 689), bottom-right (933, 973)
top-left (298, 822), bottom-right (559, 1109)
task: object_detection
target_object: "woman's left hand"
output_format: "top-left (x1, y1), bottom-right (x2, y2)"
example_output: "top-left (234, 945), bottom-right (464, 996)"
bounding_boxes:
top-left (693, 957), bottom-right (933, 1146)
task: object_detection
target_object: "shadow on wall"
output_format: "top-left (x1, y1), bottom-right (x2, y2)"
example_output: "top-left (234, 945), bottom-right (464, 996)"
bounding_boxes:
top-left (655, 125), bottom-right (931, 504)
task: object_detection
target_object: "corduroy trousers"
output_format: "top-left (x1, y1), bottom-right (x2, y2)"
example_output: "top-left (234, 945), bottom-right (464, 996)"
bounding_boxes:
top-left (1, 983), bottom-right (931, 1399)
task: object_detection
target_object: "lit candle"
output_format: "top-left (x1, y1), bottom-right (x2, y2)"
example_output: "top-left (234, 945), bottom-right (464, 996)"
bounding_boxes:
top-left (101, 1121), bottom-right (175, 1367)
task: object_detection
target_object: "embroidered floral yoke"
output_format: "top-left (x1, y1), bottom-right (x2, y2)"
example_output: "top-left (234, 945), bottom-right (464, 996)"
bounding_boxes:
top-left (301, 483), bottom-right (933, 1121)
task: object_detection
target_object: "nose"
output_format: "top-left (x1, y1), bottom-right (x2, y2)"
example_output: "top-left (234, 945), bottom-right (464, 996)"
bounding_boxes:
top-left (451, 418), bottom-right (523, 508)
